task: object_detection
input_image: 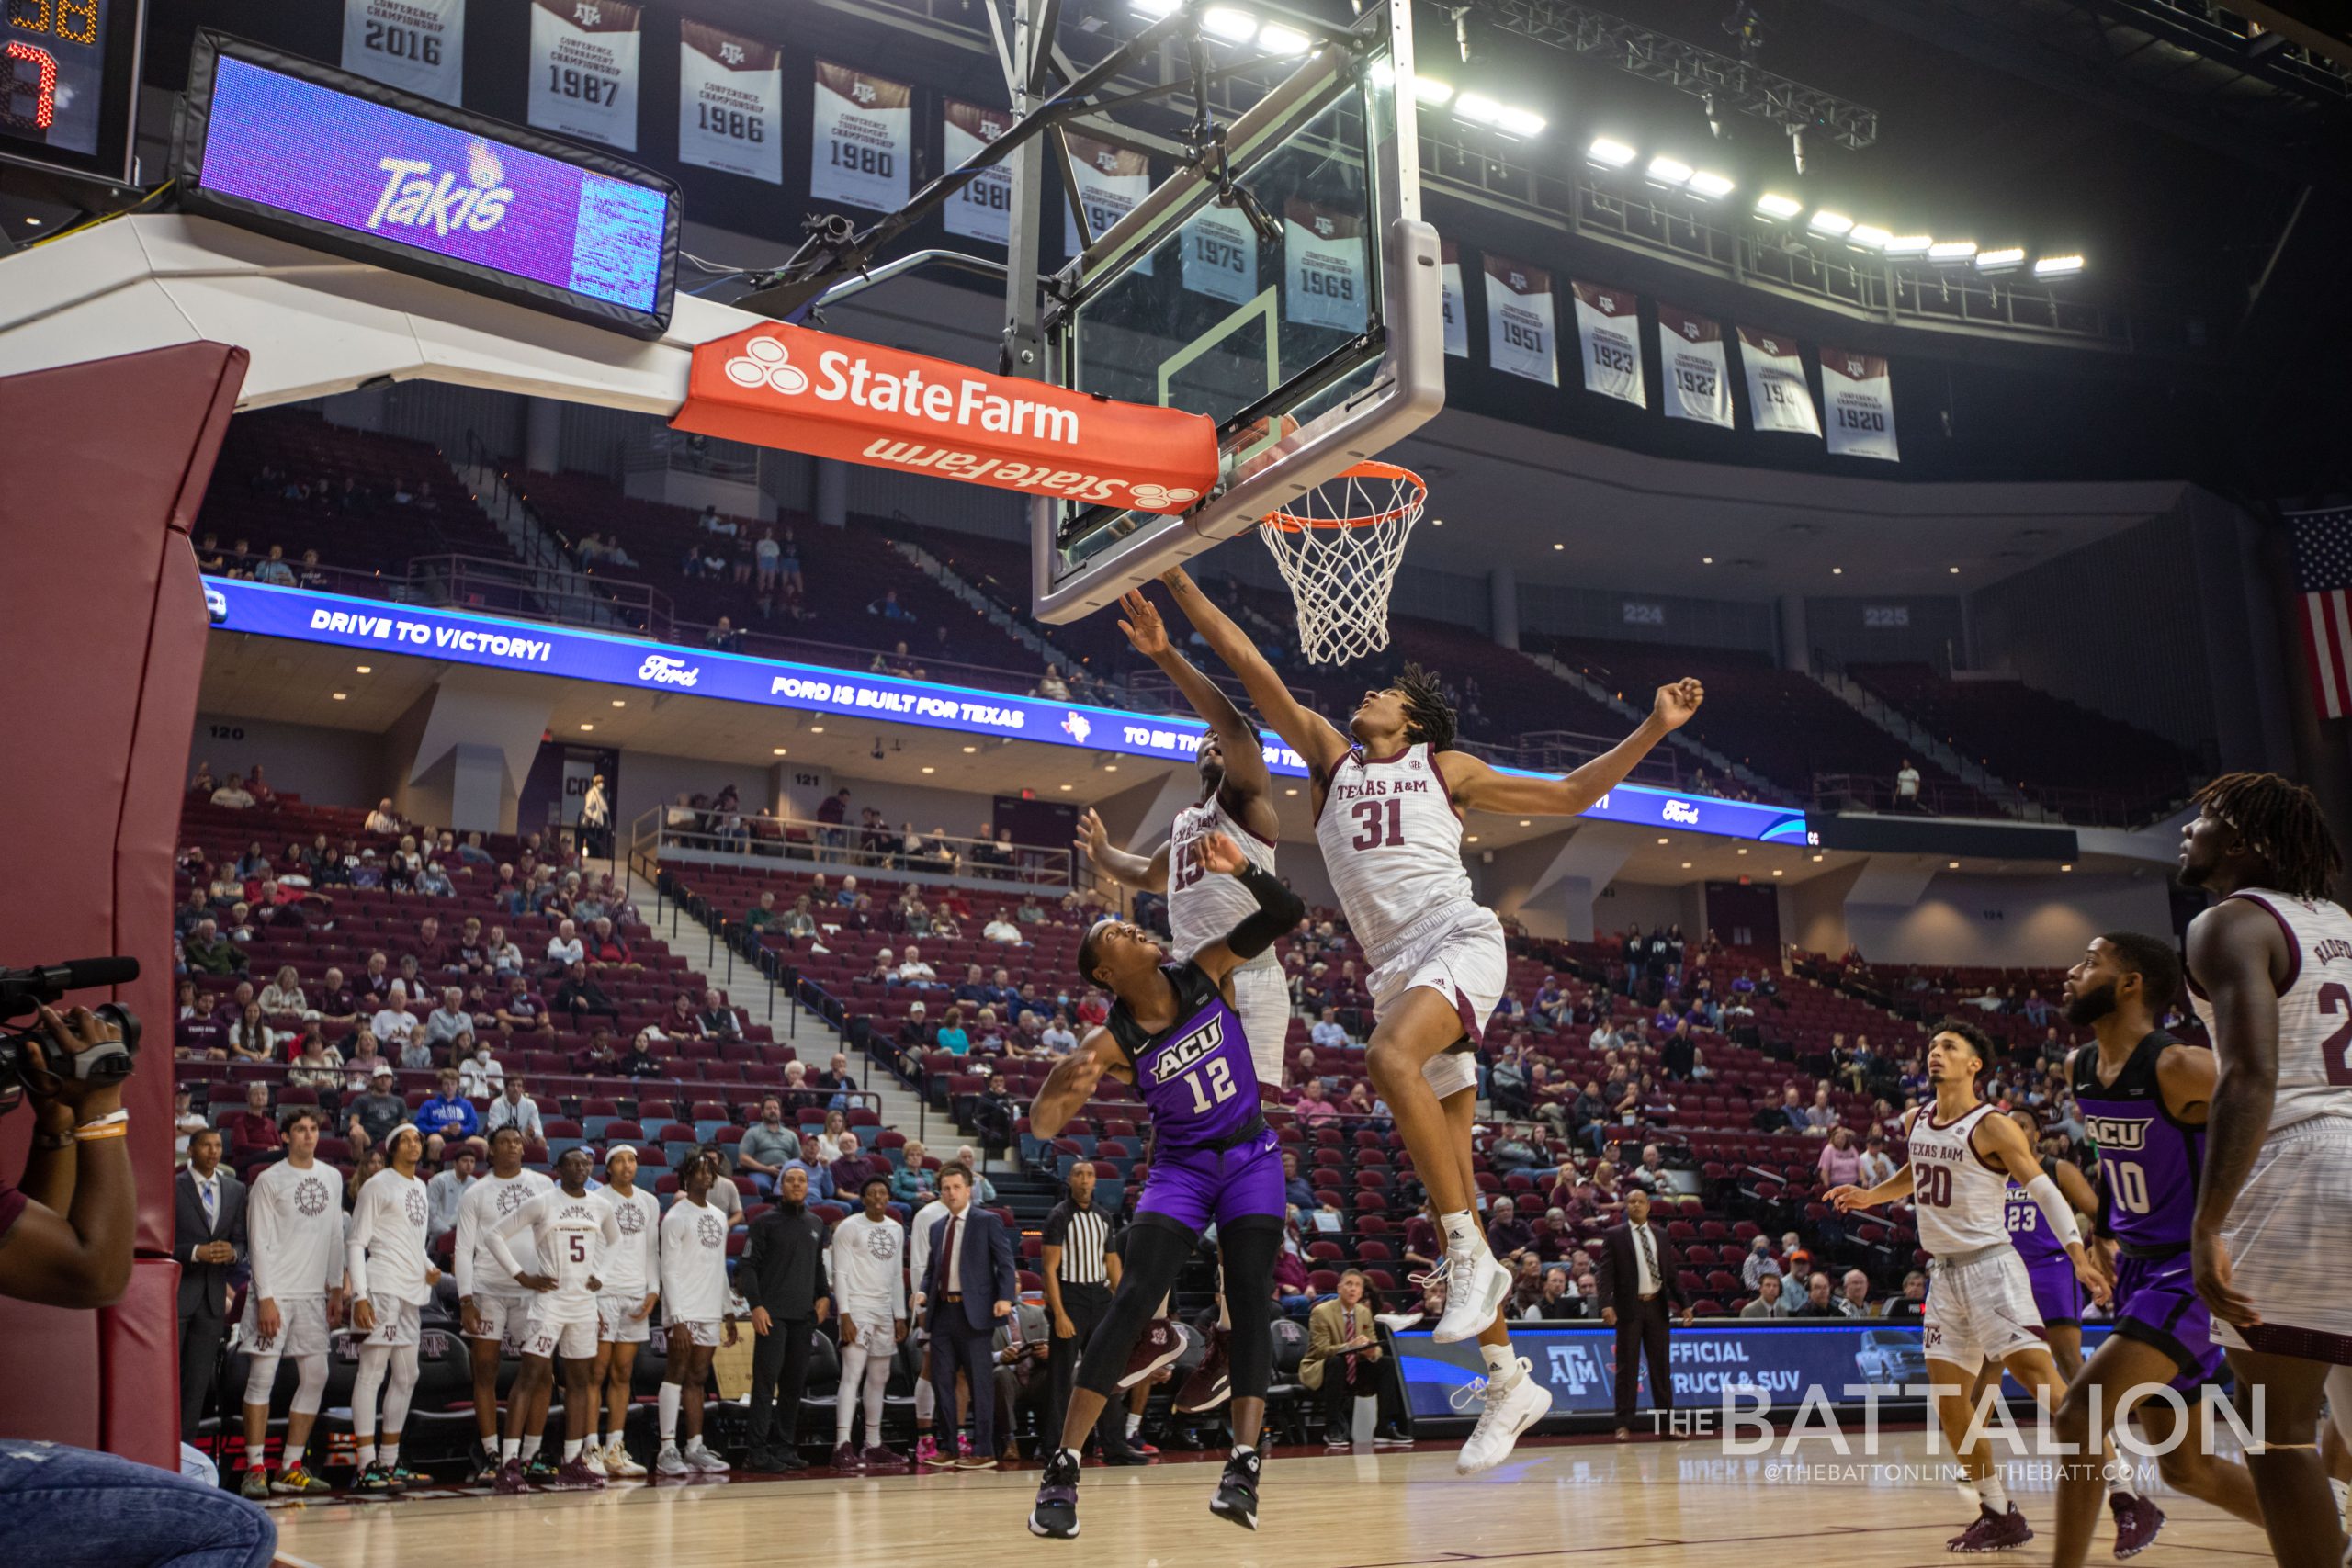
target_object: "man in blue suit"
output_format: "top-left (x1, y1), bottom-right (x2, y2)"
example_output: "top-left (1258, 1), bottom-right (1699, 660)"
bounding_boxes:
top-left (922, 1164), bottom-right (1018, 1467)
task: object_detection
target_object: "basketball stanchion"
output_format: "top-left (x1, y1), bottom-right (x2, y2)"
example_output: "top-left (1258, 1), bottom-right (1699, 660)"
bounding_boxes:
top-left (1257, 461), bottom-right (1429, 664)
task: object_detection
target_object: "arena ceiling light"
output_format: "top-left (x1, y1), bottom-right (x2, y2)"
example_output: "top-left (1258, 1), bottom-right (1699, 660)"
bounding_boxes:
top-left (1687, 169), bottom-right (1736, 198)
top-left (1201, 6), bottom-right (1260, 42)
top-left (1928, 239), bottom-right (1977, 263)
top-left (1412, 75), bottom-right (1454, 106)
top-left (1255, 20), bottom-right (1313, 54)
top-left (1883, 233), bottom-right (1932, 256)
top-left (1588, 136), bottom-right (1637, 168)
top-left (2033, 254), bottom-right (2085, 277)
top-left (1807, 209), bottom-right (1855, 236)
top-left (1754, 191), bottom-right (1803, 219)
top-left (1457, 94), bottom-right (1546, 136)
top-left (1645, 154), bottom-right (1693, 186)
top-left (1130, 0), bottom-right (1182, 17)
top-left (1975, 245), bottom-right (2026, 272)
top-left (1849, 223), bottom-right (1892, 249)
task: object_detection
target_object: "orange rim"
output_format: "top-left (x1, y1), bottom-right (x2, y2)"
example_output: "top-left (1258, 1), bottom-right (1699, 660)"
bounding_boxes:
top-left (1261, 460), bottom-right (1428, 534)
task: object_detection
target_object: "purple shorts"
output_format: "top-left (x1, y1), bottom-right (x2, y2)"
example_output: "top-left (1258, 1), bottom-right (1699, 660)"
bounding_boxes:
top-left (1135, 1126), bottom-right (1286, 1234)
top-left (2022, 1253), bottom-right (2079, 1328)
top-left (2111, 1249), bottom-right (2225, 1391)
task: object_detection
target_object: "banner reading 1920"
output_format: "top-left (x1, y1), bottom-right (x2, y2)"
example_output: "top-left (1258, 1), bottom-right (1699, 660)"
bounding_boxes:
top-left (811, 61), bottom-right (910, 212)
top-left (1821, 347), bottom-right (1900, 462)
top-left (527, 0), bottom-right (640, 152)
top-left (678, 21), bottom-right (781, 184)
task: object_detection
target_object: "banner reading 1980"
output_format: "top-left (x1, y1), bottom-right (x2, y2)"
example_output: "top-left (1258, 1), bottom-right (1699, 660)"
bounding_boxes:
top-left (810, 61), bottom-right (910, 212)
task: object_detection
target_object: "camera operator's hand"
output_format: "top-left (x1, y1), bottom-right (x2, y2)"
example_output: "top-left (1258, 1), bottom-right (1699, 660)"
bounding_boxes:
top-left (27, 1006), bottom-right (127, 1122)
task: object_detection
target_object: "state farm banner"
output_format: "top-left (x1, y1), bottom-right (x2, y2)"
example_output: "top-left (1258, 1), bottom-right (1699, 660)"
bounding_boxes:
top-left (942, 98), bottom-right (1013, 245)
top-left (1065, 134), bottom-right (1152, 272)
top-left (1485, 255), bottom-right (1557, 385)
top-left (1181, 204), bottom-right (1259, 305)
top-left (679, 22), bottom-right (782, 183)
top-left (674, 322), bottom-right (1219, 517)
top-left (1657, 302), bottom-right (1732, 429)
top-left (1822, 347), bottom-right (1899, 461)
top-left (527, 0), bottom-right (639, 152)
top-left (343, 0), bottom-right (465, 105)
top-left (1572, 280), bottom-right (1645, 408)
top-left (1736, 326), bottom-right (1820, 437)
top-left (811, 62), bottom-right (910, 212)
top-left (1440, 239), bottom-right (1468, 359)
top-left (1283, 199), bottom-right (1367, 332)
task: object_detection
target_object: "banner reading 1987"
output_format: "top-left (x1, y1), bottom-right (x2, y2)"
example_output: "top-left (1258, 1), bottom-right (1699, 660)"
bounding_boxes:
top-left (810, 61), bottom-right (910, 212)
top-left (526, 0), bottom-right (640, 152)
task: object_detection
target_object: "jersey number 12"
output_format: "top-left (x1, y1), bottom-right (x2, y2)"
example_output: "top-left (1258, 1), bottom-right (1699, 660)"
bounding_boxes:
top-left (1180, 1057), bottom-right (1238, 1114)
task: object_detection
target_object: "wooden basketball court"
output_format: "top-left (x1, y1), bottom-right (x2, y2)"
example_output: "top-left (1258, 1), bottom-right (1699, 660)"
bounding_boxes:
top-left (264, 1430), bottom-right (2265, 1568)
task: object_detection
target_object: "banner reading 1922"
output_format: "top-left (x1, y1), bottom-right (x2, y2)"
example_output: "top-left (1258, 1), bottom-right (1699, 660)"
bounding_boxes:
top-left (810, 61), bottom-right (910, 212)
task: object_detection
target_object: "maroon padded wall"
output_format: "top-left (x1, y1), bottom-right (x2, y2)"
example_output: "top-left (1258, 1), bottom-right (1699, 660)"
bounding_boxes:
top-left (0, 343), bottom-right (247, 1464)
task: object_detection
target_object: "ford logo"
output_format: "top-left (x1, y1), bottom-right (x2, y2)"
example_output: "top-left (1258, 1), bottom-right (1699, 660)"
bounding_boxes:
top-left (204, 586), bottom-right (229, 625)
top-left (1661, 799), bottom-right (1702, 826)
top-left (638, 654), bottom-right (701, 687)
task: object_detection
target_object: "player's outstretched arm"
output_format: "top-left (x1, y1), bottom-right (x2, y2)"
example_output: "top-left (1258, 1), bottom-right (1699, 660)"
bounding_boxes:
top-left (1116, 589), bottom-right (1280, 830)
top-left (1443, 679), bottom-right (1704, 817)
top-left (1978, 1111), bottom-right (2109, 1305)
top-left (1157, 567), bottom-right (1351, 777)
top-left (2187, 899), bottom-right (2286, 1325)
top-left (1826, 1164), bottom-right (1914, 1212)
top-left (1189, 830), bottom-right (1306, 985)
top-left (1074, 807), bottom-right (1169, 893)
top-left (1032, 1032), bottom-right (1125, 1138)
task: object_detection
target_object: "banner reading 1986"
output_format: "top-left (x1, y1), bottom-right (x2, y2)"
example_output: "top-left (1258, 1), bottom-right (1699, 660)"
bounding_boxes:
top-left (810, 61), bottom-right (910, 212)
top-left (678, 22), bottom-right (781, 184)
top-left (527, 0), bottom-right (640, 152)
top-left (942, 98), bottom-right (1013, 245)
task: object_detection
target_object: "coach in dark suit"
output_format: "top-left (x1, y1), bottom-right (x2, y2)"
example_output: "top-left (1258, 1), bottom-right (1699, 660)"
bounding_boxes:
top-left (175, 1126), bottom-right (249, 1439)
top-left (1596, 1189), bottom-right (1691, 1440)
top-left (922, 1165), bottom-right (1017, 1466)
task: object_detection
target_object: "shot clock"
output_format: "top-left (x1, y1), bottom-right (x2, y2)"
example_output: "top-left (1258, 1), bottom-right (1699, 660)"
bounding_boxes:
top-left (0, 0), bottom-right (144, 184)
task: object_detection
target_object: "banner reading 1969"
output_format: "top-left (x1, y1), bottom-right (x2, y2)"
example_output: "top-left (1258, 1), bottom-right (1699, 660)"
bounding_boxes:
top-left (201, 578), bottom-right (1811, 848)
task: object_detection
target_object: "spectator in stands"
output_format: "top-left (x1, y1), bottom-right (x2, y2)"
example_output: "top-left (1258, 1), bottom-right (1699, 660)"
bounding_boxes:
top-left (1487, 1197), bottom-right (1535, 1267)
top-left (555, 962), bottom-right (621, 1027)
top-left (369, 980), bottom-right (417, 1056)
top-left (425, 1145), bottom-right (476, 1247)
top-left (1894, 760), bottom-right (1922, 810)
top-left (484, 1076), bottom-right (544, 1143)
top-left (743, 890), bottom-right (780, 934)
top-left (1880, 1269), bottom-right (1928, 1323)
top-left (1625, 1144), bottom-right (1671, 1194)
top-left (1792, 1271), bottom-right (1840, 1318)
top-left (257, 964), bottom-right (307, 1018)
top-left (735, 1099), bottom-right (797, 1198)
top-left (1741, 1272), bottom-right (1792, 1318)
top-left (353, 951), bottom-right (391, 1004)
top-left (226, 1000), bottom-right (277, 1064)
top-left (808, 1110), bottom-right (850, 1166)
top-left (544, 918), bottom-right (584, 972)
top-left (867, 589), bottom-right (915, 622)
top-left (1282, 1151), bottom-right (1316, 1213)
top-left (211, 773), bottom-right (257, 809)
top-left (616, 1028), bottom-right (662, 1077)
top-left (897, 944), bottom-right (941, 988)
top-left (364, 797), bottom-right (401, 835)
top-left (457, 1035), bottom-right (506, 1096)
top-left (423, 986), bottom-right (471, 1052)
top-left (693, 987), bottom-right (740, 1042)
top-left (1836, 1269), bottom-right (1874, 1319)
top-left (1033, 664), bottom-right (1071, 700)
top-left (829, 1133), bottom-right (880, 1198)
top-left (706, 616), bottom-right (744, 653)
top-left (417, 1069), bottom-right (480, 1162)
top-left (1293, 1077), bottom-right (1340, 1125)
top-left (1525, 1267), bottom-right (1582, 1322)
top-left (1039, 1012), bottom-right (1079, 1055)
top-left (414, 858), bottom-right (455, 898)
top-left (584, 916), bottom-right (636, 969)
top-left (1488, 1043), bottom-right (1531, 1117)
top-left (220, 1082), bottom-right (285, 1168)
top-left (983, 908), bottom-right (1024, 944)
top-left (777, 896), bottom-right (818, 943)
top-left (495, 974), bottom-right (550, 1035)
top-left (344, 1069), bottom-right (404, 1158)
top-left (1803, 1085), bottom-right (1836, 1136)
top-left (185, 918), bottom-right (246, 976)
top-left (1854, 1132), bottom-right (1899, 1190)
top-left (974, 1073), bottom-right (1017, 1164)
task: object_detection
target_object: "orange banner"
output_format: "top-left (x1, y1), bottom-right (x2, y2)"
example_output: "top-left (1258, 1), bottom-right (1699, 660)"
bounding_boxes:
top-left (673, 321), bottom-right (1219, 513)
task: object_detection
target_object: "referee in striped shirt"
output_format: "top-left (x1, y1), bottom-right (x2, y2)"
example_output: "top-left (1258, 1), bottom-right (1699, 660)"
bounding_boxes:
top-left (1042, 1163), bottom-right (1126, 1457)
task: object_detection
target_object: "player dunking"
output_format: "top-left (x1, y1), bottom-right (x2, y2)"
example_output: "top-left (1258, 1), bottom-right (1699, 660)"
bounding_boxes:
top-left (1157, 565), bottom-right (1701, 1472)
top-left (1828, 1019), bottom-right (2109, 1551)
top-left (2180, 773), bottom-right (2352, 1568)
top-left (1027, 830), bottom-right (1303, 1538)
top-left (1075, 588), bottom-right (1286, 1413)
top-left (485, 1146), bottom-right (621, 1491)
top-left (2047, 932), bottom-right (2264, 1568)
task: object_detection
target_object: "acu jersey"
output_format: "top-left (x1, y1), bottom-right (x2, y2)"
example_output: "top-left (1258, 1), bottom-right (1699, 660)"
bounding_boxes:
top-left (2072, 1032), bottom-right (2205, 1251)
top-left (1167, 792), bottom-right (1280, 967)
top-left (1109, 961), bottom-right (1262, 1152)
top-left (1312, 742), bottom-right (1476, 963)
top-left (2005, 1160), bottom-right (2068, 1266)
top-left (2189, 888), bottom-right (2352, 1133)
top-left (1907, 1102), bottom-right (2013, 1256)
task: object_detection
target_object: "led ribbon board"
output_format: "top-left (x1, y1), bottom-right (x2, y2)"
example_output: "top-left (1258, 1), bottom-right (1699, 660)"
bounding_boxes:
top-left (205, 578), bottom-right (1810, 846)
top-left (173, 31), bottom-right (678, 337)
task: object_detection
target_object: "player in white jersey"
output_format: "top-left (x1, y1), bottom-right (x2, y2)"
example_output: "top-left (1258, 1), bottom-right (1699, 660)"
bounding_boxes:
top-left (345, 1123), bottom-right (438, 1495)
top-left (829, 1173), bottom-right (911, 1470)
top-left (452, 1123), bottom-right (553, 1480)
top-left (486, 1147), bottom-right (621, 1492)
top-left (657, 1152), bottom-right (739, 1474)
top-left (1075, 590), bottom-right (1288, 1414)
top-left (236, 1106), bottom-right (345, 1499)
top-left (2180, 771), bottom-right (2352, 1568)
top-left (590, 1144), bottom-right (662, 1477)
top-left (1830, 1019), bottom-right (2109, 1552)
top-left (1159, 564), bottom-right (1701, 1473)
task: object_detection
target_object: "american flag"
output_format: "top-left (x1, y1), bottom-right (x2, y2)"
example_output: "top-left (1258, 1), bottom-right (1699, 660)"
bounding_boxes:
top-left (2293, 506), bottom-right (2352, 719)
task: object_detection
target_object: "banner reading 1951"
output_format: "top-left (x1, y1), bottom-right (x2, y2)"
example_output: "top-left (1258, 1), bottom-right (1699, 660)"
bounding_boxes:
top-left (810, 61), bottom-right (910, 212)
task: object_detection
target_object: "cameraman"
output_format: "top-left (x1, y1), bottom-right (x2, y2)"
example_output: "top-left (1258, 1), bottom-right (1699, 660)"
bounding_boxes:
top-left (0, 1005), bottom-right (275, 1568)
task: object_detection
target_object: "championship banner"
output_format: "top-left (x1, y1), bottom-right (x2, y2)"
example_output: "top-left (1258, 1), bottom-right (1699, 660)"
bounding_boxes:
top-left (1657, 303), bottom-right (1732, 429)
top-left (1821, 346), bottom-right (1900, 462)
top-left (942, 98), bottom-right (1013, 245)
top-left (1440, 239), bottom-right (1468, 359)
top-left (1180, 204), bottom-right (1259, 305)
top-left (811, 62), bottom-right (910, 212)
top-left (1282, 199), bottom-right (1367, 332)
top-left (527, 0), bottom-right (639, 152)
top-left (679, 22), bottom-right (782, 183)
top-left (1736, 326), bottom-right (1820, 437)
top-left (1485, 254), bottom-right (1557, 385)
top-left (1065, 134), bottom-right (1152, 272)
top-left (674, 321), bottom-right (1219, 517)
top-left (1571, 280), bottom-right (1645, 408)
top-left (343, 0), bottom-right (465, 105)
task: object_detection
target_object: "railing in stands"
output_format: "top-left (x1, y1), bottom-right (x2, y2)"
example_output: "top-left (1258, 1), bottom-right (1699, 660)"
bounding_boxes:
top-left (1474, 728), bottom-right (1698, 793)
top-left (1811, 772), bottom-right (2005, 821)
top-left (628, 806), bottom-right (1077, 890)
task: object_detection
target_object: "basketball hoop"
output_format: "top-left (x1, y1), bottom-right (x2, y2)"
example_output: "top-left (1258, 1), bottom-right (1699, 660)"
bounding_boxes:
top-left (1258, 460), bottom-right (1427, 666)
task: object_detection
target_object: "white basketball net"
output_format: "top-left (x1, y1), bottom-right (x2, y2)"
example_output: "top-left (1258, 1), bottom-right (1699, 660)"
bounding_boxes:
top-left (1257, 461), bottom-right (1427, 666)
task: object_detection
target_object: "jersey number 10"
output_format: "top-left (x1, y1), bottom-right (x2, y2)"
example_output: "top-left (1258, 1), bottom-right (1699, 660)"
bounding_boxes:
top-left (1179, 1057), bottom-right (1238, 1114)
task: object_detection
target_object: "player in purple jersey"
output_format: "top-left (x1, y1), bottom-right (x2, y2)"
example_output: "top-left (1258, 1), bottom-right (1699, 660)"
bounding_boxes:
top-left (2050, 932), bottom-right (2264, 1568)
top-left (1026, 831), bottom-right (1303, 1540)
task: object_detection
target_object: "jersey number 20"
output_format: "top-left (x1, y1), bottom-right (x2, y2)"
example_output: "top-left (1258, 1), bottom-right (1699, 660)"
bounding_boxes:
top-left (1180, 1057), bottom-right (1238, 1114)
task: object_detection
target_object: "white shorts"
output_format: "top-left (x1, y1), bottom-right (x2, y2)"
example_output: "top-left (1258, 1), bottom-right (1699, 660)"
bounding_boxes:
top-left (671, 1318), bottom-right (723, 1348)
top-left (469, 1292), bottom-right (535, 1354)
top-left (241, 1293), bottom-right (330, 1359)
top-left (597, 1292), bottom-right (652, 1343)
top-left (361, 1295), bottom-right (423, 1349)
top-left (2212, 1117), bottom-right (2352, 1361)
top-left (1366, 907), bottom-right (1507, 1101)
top-left (1229, 962), bottom-right (1295, 1088)
top-left (524, 1299), bottom-right (600, 1361)
top-left (836, 1299), bottom-right (900, 1344)
top-left (1923, 1245), bottom-right (2045, 1374)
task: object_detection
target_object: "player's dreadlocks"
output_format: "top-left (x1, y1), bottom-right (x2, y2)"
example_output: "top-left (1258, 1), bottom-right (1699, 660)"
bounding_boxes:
top-left (2195, 771), bottom-right (2342, 901)
top-left (1394, 662), bottom-right (1457, 752)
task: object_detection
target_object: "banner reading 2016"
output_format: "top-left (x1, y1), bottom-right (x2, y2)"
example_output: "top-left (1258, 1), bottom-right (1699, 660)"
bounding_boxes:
top-left (343, 0), bottom-right (464, 105)
top-left (1657, 302), bottom-right (1732, 429)
top-left (1737, 326), bottom-right (1820, 437)
top-left (811, 62), bottom-right (910, 212)
top-left (527, 0), bottom-right (640, 152)
top-left (942, 99), bottom-right (1012, 245)
top-left (1485, 254), bottom-right (1557, 385)
top-left (1572, 280), bottom-right (1645, 408)
top-left (679, 22), bottom-right (781, 183)
top-left (1821, 347), bottom-right (1899, 461)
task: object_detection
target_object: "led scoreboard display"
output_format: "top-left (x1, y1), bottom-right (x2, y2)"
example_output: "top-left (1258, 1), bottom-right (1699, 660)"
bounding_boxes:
top-left (0, 0), bottom-right (144, 184)
top-left (174, 31), bottom-right (680, 338)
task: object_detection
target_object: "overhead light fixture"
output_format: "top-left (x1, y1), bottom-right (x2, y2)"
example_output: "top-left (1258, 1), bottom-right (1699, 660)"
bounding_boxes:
top-left (1832, 567), bottom-right (1844, 575)
top-left (1494, 105), bottom-right (1547, 137)
top-left (1928, 239), bottom-right (1977, 263)
top-left (1807, 209), bottom-right (1855, 237)
top-left (808, 725), bottom-right (825, 733)
top-left (1284, 786), bottom-right (1299, 795)
top-left (1812, 853), bottom-right (1825, 862)
top-left (1201, 6), bottom-right (1257, 41)
top-left (1645, 155), bottom-right (1693, 186)
top-left (1772, 868), bottom-right (1784, 877)
top-left (1467, 835), bottom-right (1480, 843)
top-left (2061, 863), bottom-right (2074, 872)
top-left (1948, 861), bottom-right (1961, 870)
top-left (1681, 862), bottom-right (1693, 869)
top-left (1976, 246), bottom-right (2026, 272)
top-left (355, 664), bottom-right (372, 674)
top-left (1657, 837), bottom-right (1670, 845)
top-left (1458, 94), bottom-right (1540, 135)
top-left (1736, 847), bottom-right (1748, 855)
top-left (331, 692), bottom-right (347, 702)
top-left (1519, 818), bottom-right (1532, 827)
top-left (962, 744), bottom-right (978, 753)
top-left (1255, 21), bottom-right (1312, 54)
top-left (1059, 783), bottom-right (1073, 791)
top-left (1688, 169), bottom-right (1736, 198)
top-left (1883, 233), bottom-right (1932, 255)
top-left (610, 698), bottom-right (626, 707)
top-left (1553, 541), bottom-right (1565, 550)
top-left (773, 747), bottom-right (788, 755)
top-left (1412, 75), bottom-right (1455, 107)
top-left (2032, 254), bottom-right (2085, 278)
top-left (922, 765), bottom-right (936, 774)
top-left (1129, 0), bottom-right (1180, 17)
top-left (1587, 137), bottom-right (1637, 169)
top-left (1949, 565), bottom-right (1961, 574)
top-left (1702, 556), bottom-right (1714, 564)
top-left (1103, 764), bottom-right (1118, 773)
top-left (1754, 191), bottom-right (1803, 220)
top-left (1849, 224), bottom-right (1892, 250)
top-left (579, 723), bottom-right (594, 732)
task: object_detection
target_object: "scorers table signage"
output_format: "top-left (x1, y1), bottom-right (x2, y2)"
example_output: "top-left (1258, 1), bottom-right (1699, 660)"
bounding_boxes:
top-left (202, 579), bottom-right (1811, 847)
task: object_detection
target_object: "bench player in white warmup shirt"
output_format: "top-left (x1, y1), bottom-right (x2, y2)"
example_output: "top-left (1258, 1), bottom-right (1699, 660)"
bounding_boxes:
top-left (486, 1146), bottom-right (622, 1492)
top-left (1830, 1019), bottom-right (2109, 1552)
top-left (2179, 771), bottom-right (2352, 1568)
top-left (453, 1124), bottom-right (553, 1480)
top-left (237, 1106), bottom-right (345, 1498)
top-left (346, 1123), bottom-right (438, 1495)
top-left (591, 1144), bottom-right (662, 1477)
top-left (1159, 564), bottom-right (1702, 1473)
top-left (657, 1152), bottom-right (739, 1474)
top-left (830, 1173), bottom-right (912, 1470)
top-left (1075, 588), bottom-right (1288, 1413)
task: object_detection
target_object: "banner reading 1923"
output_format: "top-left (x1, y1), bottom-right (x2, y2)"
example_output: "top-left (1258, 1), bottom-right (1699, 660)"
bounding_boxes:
top-left (527, 0), bottom-right (640, 152)
top-left (1572, 279), bottom-right (1645, 408)
top-left (810, 61), bottom-right (910, 212)
top-left (678, 21), bottom-right (781, 183)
